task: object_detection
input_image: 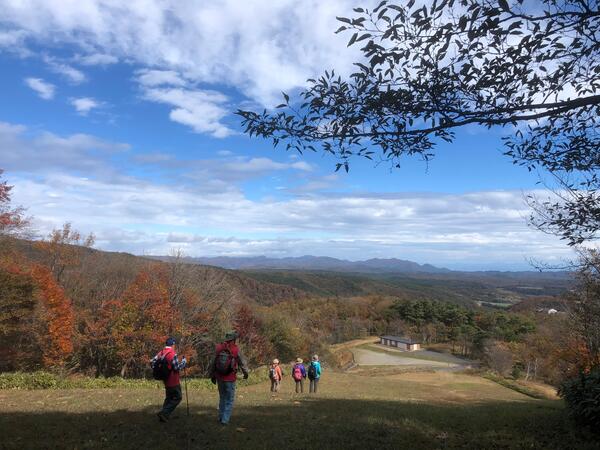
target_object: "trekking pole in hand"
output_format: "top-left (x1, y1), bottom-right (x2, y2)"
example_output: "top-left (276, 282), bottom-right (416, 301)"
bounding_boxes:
top-left (183, 366), bottom-right (190, 416)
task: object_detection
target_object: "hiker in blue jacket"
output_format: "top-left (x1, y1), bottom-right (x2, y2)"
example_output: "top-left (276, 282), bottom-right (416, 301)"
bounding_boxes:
top-left (291, 358), bottom-right (306, 393)
top-left (308, 354), bottom-right (322, 393)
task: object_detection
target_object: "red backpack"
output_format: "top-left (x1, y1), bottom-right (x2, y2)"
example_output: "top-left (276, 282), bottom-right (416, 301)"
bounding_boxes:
top-left (292, 364), bottom-right (303, 381)
top-left (215, 347), bottom-right (236, 375)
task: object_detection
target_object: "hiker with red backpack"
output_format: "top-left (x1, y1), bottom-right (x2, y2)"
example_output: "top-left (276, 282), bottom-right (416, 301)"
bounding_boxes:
top-left (291, 358), bottom-right (307, 393)
top-left (151, 337), bottom-right (187, 422)
top-left (210, 331), bottom-right (249, 425)
top-left (269, 358), bottom-right (283, 393)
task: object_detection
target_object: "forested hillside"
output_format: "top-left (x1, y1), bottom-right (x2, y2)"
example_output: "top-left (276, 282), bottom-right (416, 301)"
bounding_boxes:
top-left (240, 268), bottom-right (571, 309)
top-left (1, 232), bottom-right (574, 386)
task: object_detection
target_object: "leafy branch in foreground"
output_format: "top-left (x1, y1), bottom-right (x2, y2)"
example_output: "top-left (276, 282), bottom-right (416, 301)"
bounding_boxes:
top-left (237, 0), bottom-right (600, 245)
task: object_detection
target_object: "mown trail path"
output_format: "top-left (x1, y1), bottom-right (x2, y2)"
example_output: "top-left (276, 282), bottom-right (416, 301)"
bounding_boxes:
top-left (352, 347), bottom-right (462, 367)
top-left (0, 370), bottom-right (596, 449)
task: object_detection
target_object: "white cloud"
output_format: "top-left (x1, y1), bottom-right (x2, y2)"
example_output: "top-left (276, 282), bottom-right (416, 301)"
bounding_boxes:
top-left (75, 52), bottom-right (118, 66)
top-left (11, 171), bottom-right (573, 269)
top-left (146, 154), bottom-right (314, 185)
top-left (24, 77), bottom-right (55, 99)
top-left (0, 29), bottom-right (28, 50)
top-left (0, 120), bottom-right (575, 269)
top-left (70, 97), bottom-right (101, 115)
top-left (221, 157), bottom-right (311, 173)
top-left (44, 56), bottom-right (86, 83)
top-left (142, 86), bottom-right (233, 137)
top-left (0, 121), bottom-right (128, 176)
top-left (0, 0), bottom-right (363, 105)
top-left (137, 69), bottom-right (186, 87)
top-left (292, 174), bottom-right (339, 192)
top-left (133, 152), bottom-right (173, 163)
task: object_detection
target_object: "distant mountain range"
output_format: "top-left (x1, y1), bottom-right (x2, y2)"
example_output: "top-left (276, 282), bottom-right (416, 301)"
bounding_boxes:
top-left (166, 255), bottom-right (453, 274)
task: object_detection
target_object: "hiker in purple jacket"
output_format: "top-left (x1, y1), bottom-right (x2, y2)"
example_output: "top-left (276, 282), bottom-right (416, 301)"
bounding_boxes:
top-left (291, 358), bottom-right (307, 393)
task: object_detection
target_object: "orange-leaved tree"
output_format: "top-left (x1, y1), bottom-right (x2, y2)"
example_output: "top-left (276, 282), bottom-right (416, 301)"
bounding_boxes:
top-left (233, 304), bottom-right (272, 367)
top-left (30, 264), bottom-right (75, 368)
top-left (103, 265), bottom-right (177, 377)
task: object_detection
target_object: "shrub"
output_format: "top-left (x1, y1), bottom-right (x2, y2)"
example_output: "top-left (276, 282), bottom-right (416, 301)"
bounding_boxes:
top-left (0, 369), bottom-right (267, 390)
top-left (482, 371), bottom-right (547, 399)
top-left (559, 369), bottom-right (600, 432)
top-left (0, 371), bottom-right (61, 389)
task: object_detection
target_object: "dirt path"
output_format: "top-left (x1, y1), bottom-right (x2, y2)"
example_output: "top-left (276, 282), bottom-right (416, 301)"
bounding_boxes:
top-left (352, 347), bottom-right (451, 366)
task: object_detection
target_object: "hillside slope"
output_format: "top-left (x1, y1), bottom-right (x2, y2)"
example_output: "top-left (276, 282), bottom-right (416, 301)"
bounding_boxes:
top-left (3, 237), bottom-right (571, 310)
top-left (1, 238), bottom-right (308, 309)
top-left (0, 370), bottom-right (595, 449)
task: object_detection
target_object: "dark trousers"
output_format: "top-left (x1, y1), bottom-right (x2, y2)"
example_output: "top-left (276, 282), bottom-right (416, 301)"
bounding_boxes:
top-left (310, 378), bottom-right (319, 393)
top-left (161, 384), bottom-right (182, 418)
top-left (295, 379), bottom-right (304, 393)
top-left (270, 379), bottom-right (281, 392)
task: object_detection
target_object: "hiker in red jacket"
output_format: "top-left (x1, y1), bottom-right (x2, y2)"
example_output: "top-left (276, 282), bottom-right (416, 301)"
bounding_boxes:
top-left (151, 337), bottom-right (187, 422)
top-left (210, 331), bottom-right (249, 425)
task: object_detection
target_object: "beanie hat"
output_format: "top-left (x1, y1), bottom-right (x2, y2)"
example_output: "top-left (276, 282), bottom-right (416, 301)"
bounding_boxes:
top-left (224, 330), bottom-right (239, 341)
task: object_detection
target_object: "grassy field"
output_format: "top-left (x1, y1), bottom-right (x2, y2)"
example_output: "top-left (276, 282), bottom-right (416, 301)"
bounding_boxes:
top-left (0, 370), bottom-right (596, 449)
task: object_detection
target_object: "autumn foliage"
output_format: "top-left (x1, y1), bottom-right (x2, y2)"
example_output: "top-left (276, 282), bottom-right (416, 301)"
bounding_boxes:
top-left (30, 264), bottom-right (75, 367)
top-left (1, 168), bottom-right (598, 390)
top-left (0, 260), bottom-right (74, 371)
top-left (103, 266), bottom-right (174, 377)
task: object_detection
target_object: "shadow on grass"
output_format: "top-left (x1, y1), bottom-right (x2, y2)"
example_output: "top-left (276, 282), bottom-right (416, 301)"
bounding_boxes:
top-left (0, 397), bottom-right (595, 449)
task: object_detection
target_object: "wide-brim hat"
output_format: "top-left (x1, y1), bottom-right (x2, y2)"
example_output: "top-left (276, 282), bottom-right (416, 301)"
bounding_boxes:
top-left (273, 358), bottom-right (279, 364)
top-left (224, 330), bottom-right (239, 341)
top-left (296, 358), bottom-right (303, 363)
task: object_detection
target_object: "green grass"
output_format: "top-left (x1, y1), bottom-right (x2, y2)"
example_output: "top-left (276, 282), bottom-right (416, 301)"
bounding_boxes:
top-left (482, 372), bottom-right (550, 400)
top-left (0, 370), bottom-right (596, 449)
top-left (0, 370), bottom-right (268, 390)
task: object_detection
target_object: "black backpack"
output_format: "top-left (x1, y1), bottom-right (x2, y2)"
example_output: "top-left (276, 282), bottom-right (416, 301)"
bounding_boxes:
top-left (152, 352), bottom-right (171, 381)
top-left (308, 362), bottom-right (317, 380)
top-left (215, 348), bottom-right (236, 375)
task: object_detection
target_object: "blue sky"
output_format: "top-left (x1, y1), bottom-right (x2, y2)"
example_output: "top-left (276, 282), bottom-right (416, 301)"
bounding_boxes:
top-left (0, 0), bottom-right (573, 270)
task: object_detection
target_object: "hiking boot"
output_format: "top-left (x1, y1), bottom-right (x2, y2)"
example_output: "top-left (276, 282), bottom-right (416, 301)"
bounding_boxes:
top-left (157, 412), bottom-right (168, 423)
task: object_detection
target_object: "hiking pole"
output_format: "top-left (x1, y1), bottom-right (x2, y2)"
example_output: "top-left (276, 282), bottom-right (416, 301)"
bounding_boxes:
top-left (183, 366), bottom-right (190, 416)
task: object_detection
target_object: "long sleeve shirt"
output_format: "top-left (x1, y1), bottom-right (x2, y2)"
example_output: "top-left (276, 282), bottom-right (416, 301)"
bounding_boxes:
top-left (151, 346), bottom-right (187, 387)
top-left (310, 361), bottom-right (322, 378)
top-left (211, 341), bottom-right (249, 382)
top-left (292, 363), bottom-right (306, 379)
